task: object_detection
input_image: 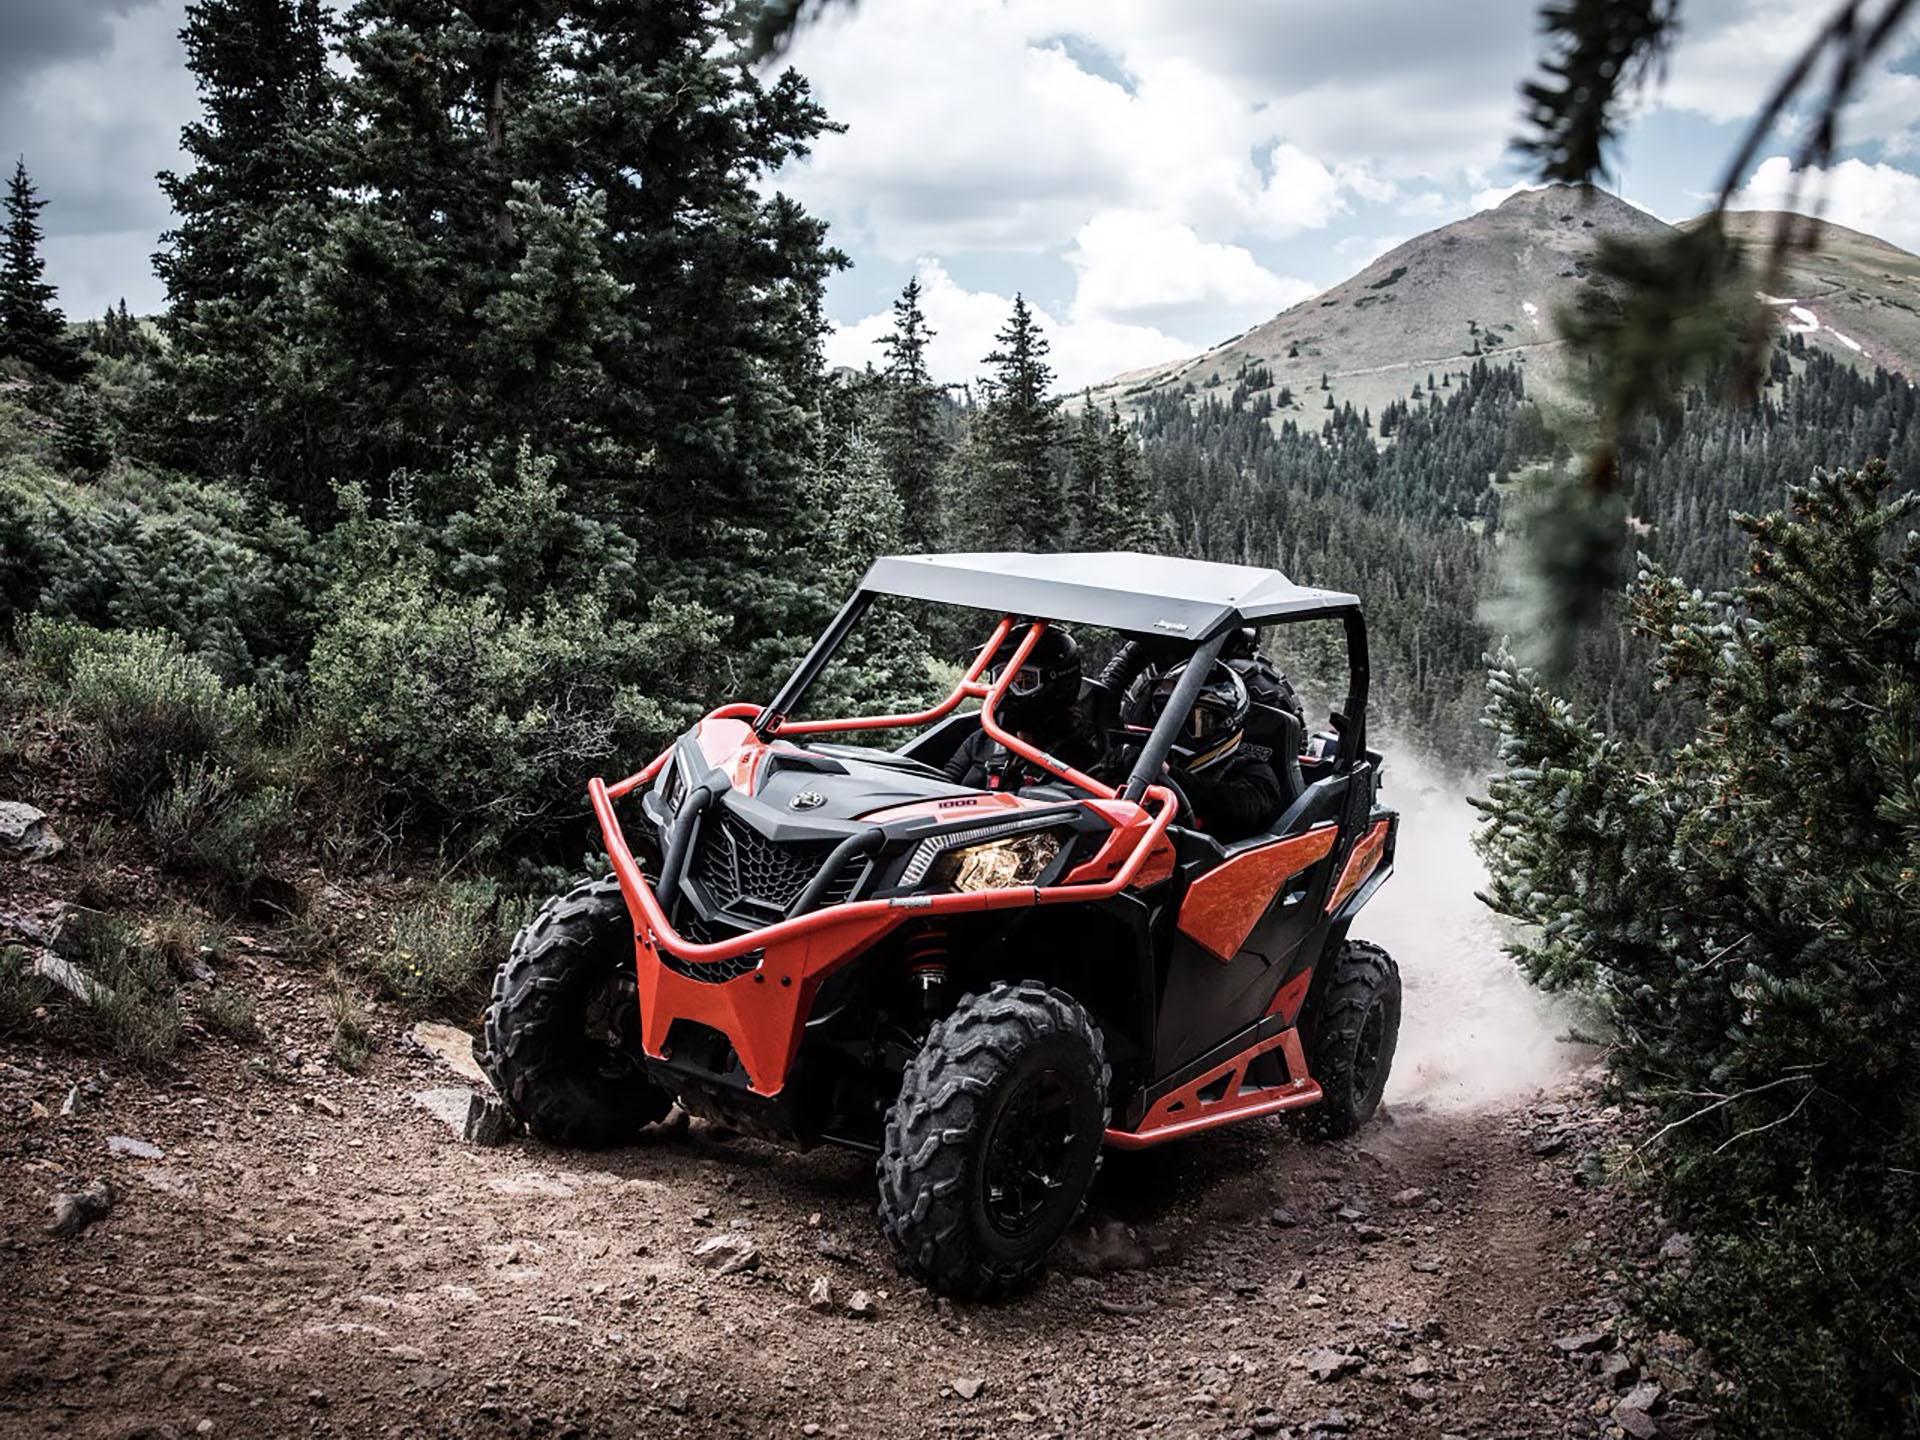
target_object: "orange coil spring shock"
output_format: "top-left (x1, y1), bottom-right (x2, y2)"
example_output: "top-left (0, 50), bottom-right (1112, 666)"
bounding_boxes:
top-left (904, 924), bottom-right (950, 1019)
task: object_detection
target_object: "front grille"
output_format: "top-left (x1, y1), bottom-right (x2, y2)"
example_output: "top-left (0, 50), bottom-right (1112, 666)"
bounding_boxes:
top-left (661, 911), bottom-right (763, 984)
top-left (689, 812), bottom-right (863, 919)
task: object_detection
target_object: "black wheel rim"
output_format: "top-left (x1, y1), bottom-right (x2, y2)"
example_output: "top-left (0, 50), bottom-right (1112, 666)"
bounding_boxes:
top-left (981, 1067), bottom-right (1078, 1239)
top-left (580, 967), bottom-right (645, 1085)
top-left (1352, 997), bottom-right (1386, 1105)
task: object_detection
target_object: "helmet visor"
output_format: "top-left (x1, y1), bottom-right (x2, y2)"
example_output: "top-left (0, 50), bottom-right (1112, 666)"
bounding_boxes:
top-left (988, 662), bottom-right (1046, 697)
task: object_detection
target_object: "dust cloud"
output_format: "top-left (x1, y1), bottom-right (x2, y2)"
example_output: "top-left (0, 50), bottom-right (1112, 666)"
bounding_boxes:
top-left (1361, 746), bottom-right (1574, 1113)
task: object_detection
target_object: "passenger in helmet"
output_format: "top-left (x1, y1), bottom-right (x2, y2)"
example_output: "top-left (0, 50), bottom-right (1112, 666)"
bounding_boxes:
top-left (1140, 660), bottom-right (1286, 840)
top-left (942, 626), bottom-right (1102, 792)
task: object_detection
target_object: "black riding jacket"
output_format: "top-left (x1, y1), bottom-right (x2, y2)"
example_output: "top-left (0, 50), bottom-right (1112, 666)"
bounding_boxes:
top-left (940, 715), bottom-right (1102, 793)
top-left (1177, 751), bottom-right (1286, 842)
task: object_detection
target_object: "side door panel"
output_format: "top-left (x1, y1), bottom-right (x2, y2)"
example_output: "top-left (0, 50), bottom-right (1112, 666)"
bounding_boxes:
top-left (1151, 771), bottom-right (1360, 1077)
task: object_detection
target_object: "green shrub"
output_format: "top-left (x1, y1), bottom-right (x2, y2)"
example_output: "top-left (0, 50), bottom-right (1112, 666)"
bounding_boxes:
top-left (46, 916), bottom-right (185, 1065)
top-left (370, 879), bottom-right (532, 1016)
top-left (0, 461), bottom-right (319, 682)
top-left (1477, 463), bottom-right (1920, 1436)
top-left (143, 759), bottom-right (290, 890)
top-left (54, 625), bottom-right (260, 806)
top-left (0, 946), bottom-right (56, 1035)
top-left (324, 968), bottom-right (373, 1073)
top-left (17, 613), bottom-right (116, 689)
top-left (310, 572), bottom-right (718, 845)
top-left (201, 985), bottom-right (257, 1040)
top-left (144, 906), bottom-right (225, 980)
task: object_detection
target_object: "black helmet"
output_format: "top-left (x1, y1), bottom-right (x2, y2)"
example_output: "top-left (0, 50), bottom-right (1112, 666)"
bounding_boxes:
top-left (1146, 660), bottom-right (1249, 774)
top-left (985, 626), bottom-right (1081, 726)
top-left (1220, 626), bottom-right (1260, 662)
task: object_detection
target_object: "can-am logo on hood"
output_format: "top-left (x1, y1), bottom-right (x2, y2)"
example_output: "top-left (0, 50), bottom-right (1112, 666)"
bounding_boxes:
top-left (788, 789), bottom-right (827, 812)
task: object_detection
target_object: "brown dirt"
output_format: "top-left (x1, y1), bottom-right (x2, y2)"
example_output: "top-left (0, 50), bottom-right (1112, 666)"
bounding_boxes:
top-left (0, 984), bottom-right (1700, 1440)
top-left (0, 728), bottom-right (1708, 1440)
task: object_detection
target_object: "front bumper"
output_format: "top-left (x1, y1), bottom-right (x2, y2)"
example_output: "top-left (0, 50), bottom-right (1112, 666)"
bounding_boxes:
top-left (590, 714), bottom-right (1178, 1099)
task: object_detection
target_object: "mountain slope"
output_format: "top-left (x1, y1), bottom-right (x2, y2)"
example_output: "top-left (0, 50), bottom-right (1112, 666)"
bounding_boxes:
top-left (1091, 185), bottom-right (1919, 424)
top-left (1702, 209), bottom-right (1920, 378)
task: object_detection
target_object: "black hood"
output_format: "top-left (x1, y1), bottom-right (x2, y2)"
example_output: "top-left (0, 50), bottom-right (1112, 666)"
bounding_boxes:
top-left (748, 745), bottom-right (974, 827)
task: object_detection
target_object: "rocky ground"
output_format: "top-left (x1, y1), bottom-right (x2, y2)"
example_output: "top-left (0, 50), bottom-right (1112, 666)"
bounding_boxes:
top-left (1, 803), bottom-right (1715, 1440)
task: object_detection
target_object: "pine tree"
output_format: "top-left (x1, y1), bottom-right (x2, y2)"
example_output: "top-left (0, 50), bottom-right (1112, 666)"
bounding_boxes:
top-left (875, 276), bottom-right (946, 550)
top-left (55, 384), bottom-right (114, 474)
top-left (1066, 402), bottom-right (1108, 546)
top-left (0, 160), bottom-right (87, 380)
top-left (157, 0), bottom-right (328, 323)
top-left (973, 294), bottom-right (1063, 549)
top-left (249, 0), bottom-right (843, 568)
top-left (151, 0), bottom-right (330, 486)
top-left (1476, 462), bottom-right (1920, 1435)
top-left (1099, 403), bottom-right (1157, 550)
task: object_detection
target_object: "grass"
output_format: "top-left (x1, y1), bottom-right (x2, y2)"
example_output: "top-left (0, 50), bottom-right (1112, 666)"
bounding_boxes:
top-left (145, 906), bottom-right (225, 980)
top-left (0, 946), bottom-right (57, 1035)
top-left (63, 916), bottom-right (183, 1064)
top-left (201, 985), bottom-right (257, 1039)
top-left (369, 879), bottom-right (530, 1017)
top-left (324, 967), bottom-right (373, 1073)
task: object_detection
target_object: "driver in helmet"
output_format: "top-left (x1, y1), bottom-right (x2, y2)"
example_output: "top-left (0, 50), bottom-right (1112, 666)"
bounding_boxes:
top-left (1137, 661), bottom-right (1285, 841)
top-left (942, 627), bottom-right (1102, 792)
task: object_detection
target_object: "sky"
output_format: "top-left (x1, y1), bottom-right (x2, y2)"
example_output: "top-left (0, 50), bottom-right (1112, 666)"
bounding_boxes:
top-left (7, 0), bottom-right (1920, 389)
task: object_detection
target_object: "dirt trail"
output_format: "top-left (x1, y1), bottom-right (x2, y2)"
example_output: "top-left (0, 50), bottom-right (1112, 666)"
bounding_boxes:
top-left (2, 1013), bottom-right (1670, 1440)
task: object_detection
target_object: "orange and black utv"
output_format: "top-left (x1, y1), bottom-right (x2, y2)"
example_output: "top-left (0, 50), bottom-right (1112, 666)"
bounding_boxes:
top-left (482, 552), bottom-right (1400, 1298)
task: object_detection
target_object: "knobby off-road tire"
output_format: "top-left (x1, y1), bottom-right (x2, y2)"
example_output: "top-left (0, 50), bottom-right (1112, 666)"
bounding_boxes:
top-left (878, 981), bottom-right (1110, 1300)
top-left (481, 877), bottom-right (672, 1148)
top-left (1296, 939), bottom-right (1401, 1141)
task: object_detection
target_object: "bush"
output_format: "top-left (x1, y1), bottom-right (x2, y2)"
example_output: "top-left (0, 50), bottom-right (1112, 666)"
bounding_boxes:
top-left (43, 623), bottom-right (261, 807)
top-left (201, 985), bottom-right (257, 1040)
top-left (310, 572), bottom-right (718, 845)
top-left (324, 968), bottom-right (374, 1073)
top-left (369, 879), bottom-right (532, 1016)
top-left (143, 759), bottom-right (290, 891)
top-left (0, 460), bottom-right (319, 682)
top-left (42, 916), bottom-right (185, 1065)
top-left (0, 946), bottom-right (56, 1035)
top-left (1476, 462), bottom-right (1920, 1436)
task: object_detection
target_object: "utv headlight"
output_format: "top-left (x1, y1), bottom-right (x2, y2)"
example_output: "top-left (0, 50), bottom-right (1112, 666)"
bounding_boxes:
top-left (933, 832), bottom-right (1063, 893)
top-left (900, 818), bottom-right (1069, 892)
top-left (658, 753), bottom-right (691, 815)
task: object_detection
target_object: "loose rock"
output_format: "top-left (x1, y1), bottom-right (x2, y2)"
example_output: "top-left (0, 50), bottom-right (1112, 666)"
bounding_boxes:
top-left (1302, 1348), bottom-right (1363, 1382)
top-left (806, 1276), bottom-right (833, 1313)
top-left (691, 1233), bottom-right (760, 1276)
top-left (408, 1022), bottom-right (490, 1086)
top-left (106, 1135), bottom-right (164, 1161)
top-left (411, 1088), bottom-right (473, 1135)
top-left (845, 1288), bottom-right (877, 1319)
top-left (46, 1179), bottom-right (113, 1237)
top-left (463, 1093), bottom-right (516, 1146)
top-left (1552, 1329), bottom-right (1612, 1355)
top-left (0, 802), bottom-right (63, 860)
top-left (951, 1376), bottom-right (985, 1401)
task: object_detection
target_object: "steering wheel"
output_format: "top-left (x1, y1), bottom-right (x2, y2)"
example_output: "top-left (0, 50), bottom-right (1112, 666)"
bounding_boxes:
top-left (1103, 727), bottom-right (1193, 822)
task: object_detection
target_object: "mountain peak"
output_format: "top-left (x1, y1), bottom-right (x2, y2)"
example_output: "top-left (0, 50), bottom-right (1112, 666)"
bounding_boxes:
top-left (1090, 188), bottom-right (1914, 416)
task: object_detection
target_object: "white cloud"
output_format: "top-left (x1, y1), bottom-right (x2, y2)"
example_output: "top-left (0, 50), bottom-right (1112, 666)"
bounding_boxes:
top-left (1469, 181), bottom-right (1548, 215)
top-left (775, 0), bottom-right (1449, 259)
top-left (1065, 209), bottom-right (1316, 330)
top-left (1730, 154), bottom-right (1920, 250)
top-left (1334, 232), bottom-right (1408, 267)
top-left (1659, 0), bottom-right (1920, 142)
top-left (825, 259), bottom-right (1193, 391)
